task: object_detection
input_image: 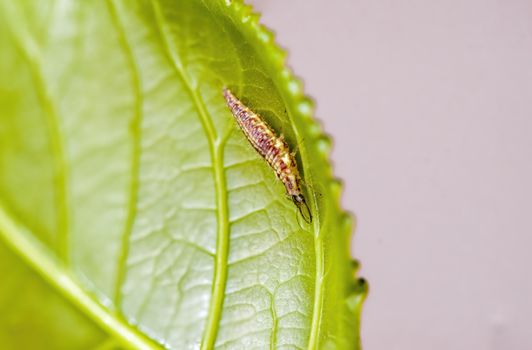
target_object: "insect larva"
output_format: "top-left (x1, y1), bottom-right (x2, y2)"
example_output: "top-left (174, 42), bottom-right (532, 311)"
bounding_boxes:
top-left (223, 88), bottom-right (312, 223)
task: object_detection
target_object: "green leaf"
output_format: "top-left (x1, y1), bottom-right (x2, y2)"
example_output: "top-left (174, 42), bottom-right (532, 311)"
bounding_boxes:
top-left (0, 0), bottom-right (366, 349)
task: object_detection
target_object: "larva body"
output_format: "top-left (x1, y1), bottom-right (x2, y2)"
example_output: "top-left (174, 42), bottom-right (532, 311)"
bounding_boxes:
top-left (223, 88), bottom-right (312, 223)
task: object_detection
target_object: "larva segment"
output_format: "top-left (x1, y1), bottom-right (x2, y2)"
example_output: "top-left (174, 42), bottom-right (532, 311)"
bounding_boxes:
top-left (223, 88), bottom-right (312, 223)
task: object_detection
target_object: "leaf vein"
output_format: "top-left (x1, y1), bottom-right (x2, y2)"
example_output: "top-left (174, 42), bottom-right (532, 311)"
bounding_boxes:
top-left (150, 2), bottom-right (230, 349)
top-left (3, 2), bottom-right (71, 262)
top-left (106, 0), bottom-right (143, 307)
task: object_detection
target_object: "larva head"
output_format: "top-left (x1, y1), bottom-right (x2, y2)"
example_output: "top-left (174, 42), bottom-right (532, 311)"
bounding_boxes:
top-left (292, 194), bottom-right (312, 224)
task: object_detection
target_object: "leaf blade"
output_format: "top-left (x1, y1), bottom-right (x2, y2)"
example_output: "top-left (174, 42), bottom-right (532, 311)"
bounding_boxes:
top-left (0, 0), bottom-right (366, 349)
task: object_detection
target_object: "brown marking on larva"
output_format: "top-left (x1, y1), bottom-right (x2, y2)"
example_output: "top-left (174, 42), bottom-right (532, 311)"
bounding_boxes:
top-left (223, 88), bottom-right (312, 223)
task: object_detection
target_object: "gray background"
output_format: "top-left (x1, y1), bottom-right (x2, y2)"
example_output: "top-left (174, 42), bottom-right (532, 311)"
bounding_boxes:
top-left (250, 1), bottom-right (532, 349)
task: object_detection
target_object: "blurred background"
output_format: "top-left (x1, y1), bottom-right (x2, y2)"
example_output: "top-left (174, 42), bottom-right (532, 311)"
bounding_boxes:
top-left (250, 0), bottom-right (532, 349)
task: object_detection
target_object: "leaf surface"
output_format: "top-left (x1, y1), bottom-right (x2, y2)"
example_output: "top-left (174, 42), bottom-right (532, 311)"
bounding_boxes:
top-left (0, 0), bottom-right (366, 349)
